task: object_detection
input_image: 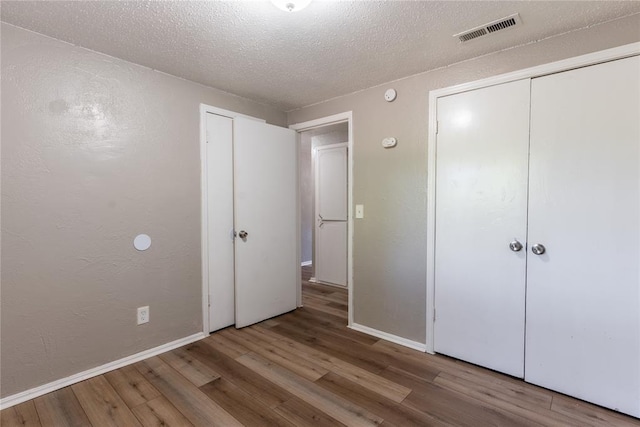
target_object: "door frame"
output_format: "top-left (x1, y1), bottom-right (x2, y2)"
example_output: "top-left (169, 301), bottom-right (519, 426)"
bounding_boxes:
top-left (426, 42), bottom-right (640, 354)
top-left (290, 112), bottom-right (354, 327)
top-left (199, 104), bottom-right (266, 335)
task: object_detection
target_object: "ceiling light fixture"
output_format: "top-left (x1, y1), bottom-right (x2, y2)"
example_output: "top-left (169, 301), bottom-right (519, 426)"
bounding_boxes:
top-left (270, 0), bottom-right (312, 12)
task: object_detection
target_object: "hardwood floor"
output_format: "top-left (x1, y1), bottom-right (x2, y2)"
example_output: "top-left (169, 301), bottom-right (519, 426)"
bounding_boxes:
top-left (3, 266), bottom-right (639, 426)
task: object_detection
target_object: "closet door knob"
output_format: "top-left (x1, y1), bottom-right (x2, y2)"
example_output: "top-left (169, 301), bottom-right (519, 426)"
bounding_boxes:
top-left (509, 240), bottom-right (523, 252)
top-left (238, 230), bottom-right (248, 239)
top-left (531, 243), bottom-right (546, 255)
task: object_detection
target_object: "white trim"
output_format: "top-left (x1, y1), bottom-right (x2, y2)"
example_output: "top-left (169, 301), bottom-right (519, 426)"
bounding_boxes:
top-left (350, 323), bottom-right (427, 352)
top-left (289, 112), bottom-right (354, 328)
top-left (308, 277), bottom-right (318, 283)
top-left (311, 280), bottom-right (347, 290)
top-left (0, 332), bottom-right (206, 410)
top-left (425, 42), bottom-right (640, 354)
top-left (200, 103), bottom-right (266, 334)
top-left (289, 112), bottom-right (350, 132)
top-left (201, 104), bottom-right (266, 123)
top-left (296, 132), bottom-right (302, 308)
top-left (428, 42), bottom-right (640, 101)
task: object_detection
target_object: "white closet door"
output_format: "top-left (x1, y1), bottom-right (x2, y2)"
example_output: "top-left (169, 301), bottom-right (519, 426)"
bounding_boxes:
top-left (526, 56), bottom-right (640, 417)
top-left (206, 113), bottom-right (235, 332)
top-left (316, 144), bottom-right (348, 221)
top-left (315, 144), bottom-right (348, 286)
top-left (434, 79), bottom-right (530, 377)
top-left (233, 117), bottom-right (298, 328)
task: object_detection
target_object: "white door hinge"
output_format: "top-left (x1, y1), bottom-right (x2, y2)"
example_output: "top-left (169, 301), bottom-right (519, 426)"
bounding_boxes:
top-left (433, 309), bottom-right (436, 322)
top-left (435, 120), bottom-right (439, 134)
top-left (208, 295), bottom-right (211, 307)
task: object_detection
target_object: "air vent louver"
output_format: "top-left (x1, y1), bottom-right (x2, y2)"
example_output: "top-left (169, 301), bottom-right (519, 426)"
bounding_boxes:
top-left (459, 28), bottom-right (487, 42)
top-left (454, 14), bottom-right (521, 43)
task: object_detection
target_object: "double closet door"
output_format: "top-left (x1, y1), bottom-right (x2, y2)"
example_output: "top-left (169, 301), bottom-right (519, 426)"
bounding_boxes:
top-left (434, 55), bottom-right (640, 417)
top-left (206, 113), bottom-right (298, 331)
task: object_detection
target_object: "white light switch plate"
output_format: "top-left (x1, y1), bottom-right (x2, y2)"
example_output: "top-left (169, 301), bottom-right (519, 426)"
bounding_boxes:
top-left (355, 204), bottom-right (364, 219)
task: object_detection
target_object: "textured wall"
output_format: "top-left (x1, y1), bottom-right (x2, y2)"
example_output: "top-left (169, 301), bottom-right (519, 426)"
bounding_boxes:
top-left (0, 23), bottom-right (286, 398)
top-left (287, 14), bottom-right (640, 344)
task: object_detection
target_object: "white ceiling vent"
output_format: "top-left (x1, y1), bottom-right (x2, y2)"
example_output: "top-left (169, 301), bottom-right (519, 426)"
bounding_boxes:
top-left (454, 13), bottom-right (522, 43)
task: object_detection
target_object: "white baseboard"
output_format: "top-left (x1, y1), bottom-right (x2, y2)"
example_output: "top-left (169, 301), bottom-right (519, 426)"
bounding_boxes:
top-left (313, 280), bottom-right (347, 289)
top-left (301, 260), bottom-right (312, 267)
top-left (0, 332), bottom-right (206, 410)
top-left (308, 277), bottom-right (318, 283)
top-left (349, 323), bottom-right (427, 352)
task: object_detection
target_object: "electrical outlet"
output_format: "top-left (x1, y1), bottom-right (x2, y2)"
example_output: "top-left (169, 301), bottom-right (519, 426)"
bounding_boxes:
top-left (137, 306), bottom-right (149, 325)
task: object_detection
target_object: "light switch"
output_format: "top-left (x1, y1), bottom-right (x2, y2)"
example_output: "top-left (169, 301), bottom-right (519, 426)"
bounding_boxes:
top-left (355, 204), bottom-right (364, 219)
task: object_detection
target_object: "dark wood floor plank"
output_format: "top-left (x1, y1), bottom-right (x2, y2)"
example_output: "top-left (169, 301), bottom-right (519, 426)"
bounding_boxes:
top-left (302, 283), bottom-right (336, 296)
top-left (326, 301), bottom-right (348, 310)
top-left (274, 397), bottom-right (347, 427)
top-left (302, 297), bottom-right (348, 319)
top-left (273, 317), bottom-right (440, 388)
top-left (104, 365), bottom-right (162, 408)
top-left (433, 372), bottom-right (583, 426)
top-left (185, 339), bottom-right (295, 408)
top-left (263, 326), bottom-right (410, 403)
top-left (200, 377), bottom-right (295, 427)
top-left (131, 396), bottom-right (194, 427)
top-left (220, 328), bottom-right (329, 381)
top-left (259, 318), bottom-right (281, 328)
top-left (205, 331), bottom-right (251, 359)
top-left (434, 365), bottom-right (552, 408)
top-left (370, 339), bottom-right (444, 381)
top-left (33, 387), bottom-right (91, 427)
top-left (317, 371), bottom-right (448, 427)
top-left (237, 351), bottom-right (383, 426)
top-left (1, 401), bottom-right (42, 427)
top-left (72, 375), bottom-right (142, 427)
top-left (381, 365), bottom-right (540, 427)
top-left (135, 356), bottom-right (242, 427)
top-left (550, 394), bottom-right (640, 427)
top-left (288, 305), bottom-right (347, 327)
top-left (287, 308), bottom-right (379, 346)
top-left (317, 290), bottom-right (348, 305)
top-left (242, 324), bottom-right (283, 344)
top-left (270, 322), bottom-right (388, 373)
top-left (158, 347), bottom-right (221, 387)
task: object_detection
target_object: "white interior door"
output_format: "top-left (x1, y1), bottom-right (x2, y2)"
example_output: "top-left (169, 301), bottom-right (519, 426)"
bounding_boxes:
top-left (526, 56), bottom-right (640, 417)
top-left (315, 143), bottom-right (348, 286)
top-left (434, 79), bottom-right (530, 377)
top-left (206, 113), bottom-right (235, 332)
top-left (234, 117), bottom-right (298, 328)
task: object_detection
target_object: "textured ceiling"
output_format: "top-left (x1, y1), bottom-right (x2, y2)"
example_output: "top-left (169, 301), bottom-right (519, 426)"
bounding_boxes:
top-left (2, 1), bottom-right (639, 111)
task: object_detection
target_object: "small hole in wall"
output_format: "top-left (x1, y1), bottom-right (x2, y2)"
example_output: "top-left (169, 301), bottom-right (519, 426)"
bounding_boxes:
top-left (134, 234), bottom-right (151, 251)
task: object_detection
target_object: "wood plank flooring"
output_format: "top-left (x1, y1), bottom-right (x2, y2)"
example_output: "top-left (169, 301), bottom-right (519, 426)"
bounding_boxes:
top-left (3, 266), bottom-right (640, 426)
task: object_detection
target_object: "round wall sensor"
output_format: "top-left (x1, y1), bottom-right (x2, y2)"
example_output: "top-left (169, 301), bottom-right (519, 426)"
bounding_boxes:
top-left (382, 137), bottom-right (397, 148)
top-left (134, 234), bottom-right (152, 251)
top-left (384, 89), bottom-right (397, 102)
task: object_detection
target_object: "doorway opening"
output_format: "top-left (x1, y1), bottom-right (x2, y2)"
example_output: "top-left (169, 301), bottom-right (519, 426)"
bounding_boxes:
top-left (290, 112), bottom-right (353, 327)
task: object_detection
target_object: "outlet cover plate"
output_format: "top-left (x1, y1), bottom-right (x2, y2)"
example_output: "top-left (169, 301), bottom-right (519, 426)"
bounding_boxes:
top-left (137, 306), bottom-right (149, 325)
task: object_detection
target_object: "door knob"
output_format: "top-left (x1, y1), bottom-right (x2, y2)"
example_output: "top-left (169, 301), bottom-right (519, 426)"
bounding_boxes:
top-left (531, 243), bottom-right (546, 255)
top-left (509, 240), bottom-right (523, 252)
top-left (238, 230), bottom-right (248, 239)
